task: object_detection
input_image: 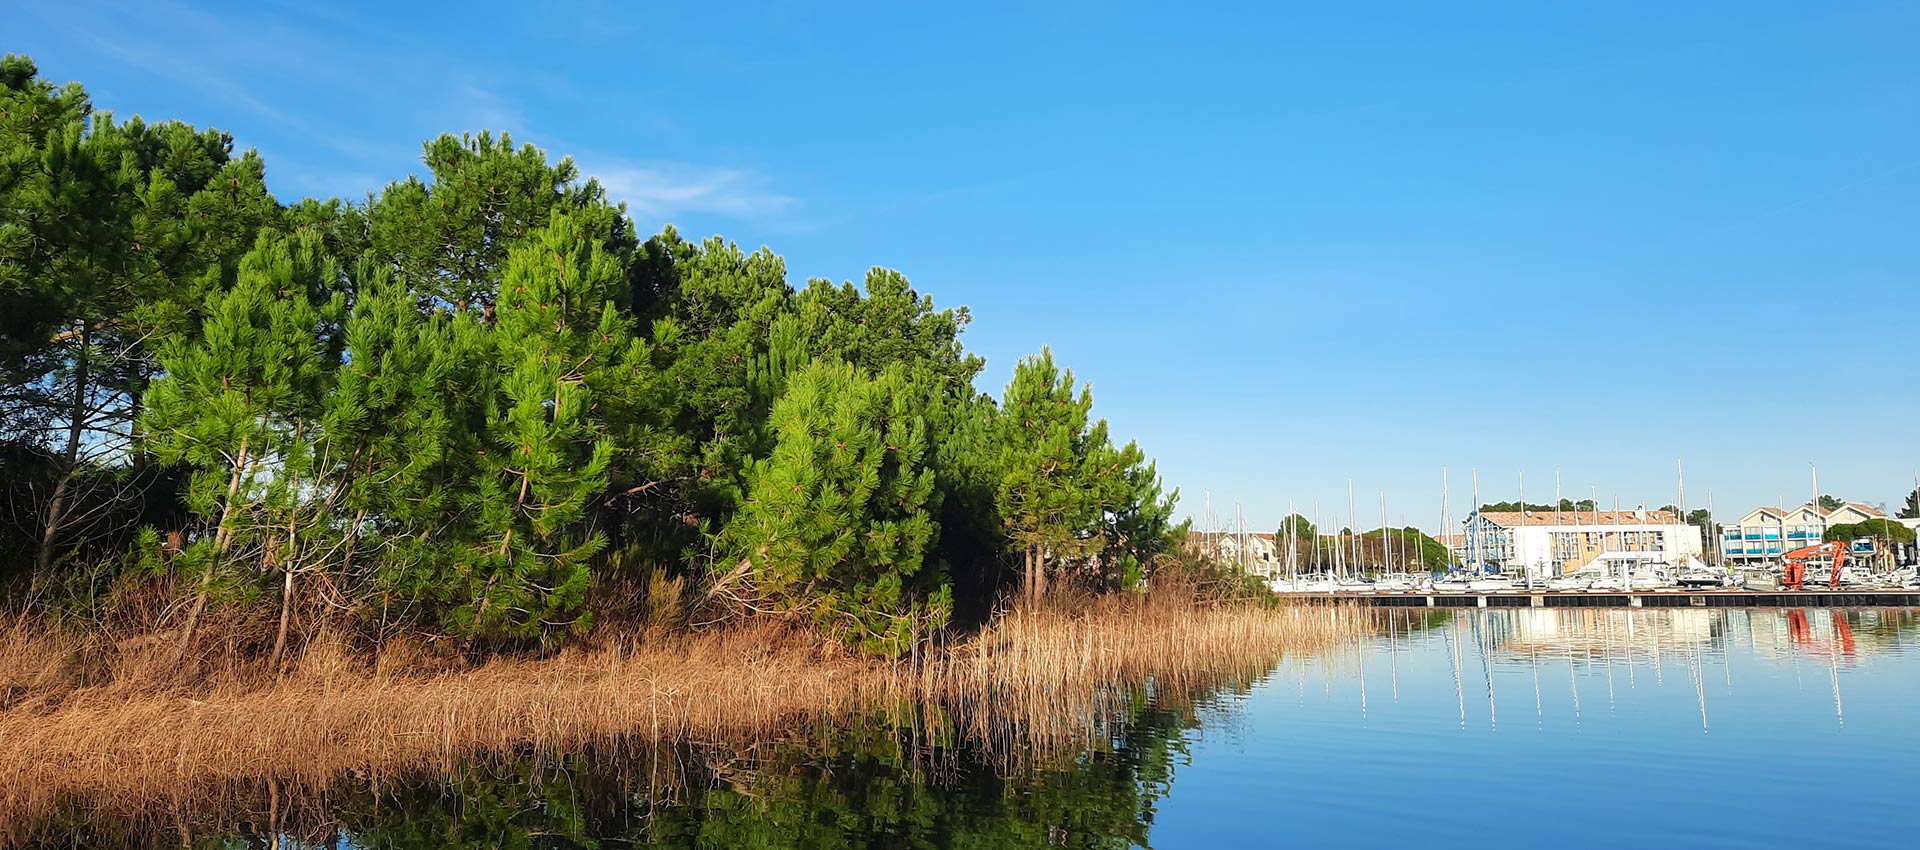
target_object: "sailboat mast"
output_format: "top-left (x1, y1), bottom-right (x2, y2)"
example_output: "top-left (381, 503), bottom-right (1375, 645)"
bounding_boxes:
top-left (1314, 500), bottom-right (1323, 573)
top-left (1615, 494), bottom-right (1627, 591)
top-left (1378, 490), bottom-right (1388, 575)
top-left (1347, 479), bottom-right (1357, 577)
top-left (1812, 463), bottom-right (1824, 540)
top-left (1236, 502), bottom-right (1245, 573)
top-left (1707, 489), bottom-right (1717, 568)
top-left (1287, 496), bottom-right (1297, 581)
top-left (1401, 512), bottom-right (1410, 571)
top-left (1471, 468), bottom-right (1481, 574)
top-left (1590, 484), bottom-right (1599, 561)
top-left (1677, 458), bottom-right (1687, 567)
top-left (1554, 469), bottom-right (1563, 576)
top-left (1518, 470), bottom-right (1526, 584)
top-left (1205, 489), bottom-right (1213, 561)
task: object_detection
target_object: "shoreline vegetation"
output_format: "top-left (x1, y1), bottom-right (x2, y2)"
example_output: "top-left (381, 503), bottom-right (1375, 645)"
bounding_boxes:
top-left (0, 52), bottom-right (1190, 659)
top-left (0, 53), bottom-right (1374, 842)
top-left (0, 592), bottom-right (1365, 837)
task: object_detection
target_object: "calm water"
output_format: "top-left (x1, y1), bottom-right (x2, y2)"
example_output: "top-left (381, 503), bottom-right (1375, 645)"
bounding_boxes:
top-left (23, 608), bottom-right (1920, 848)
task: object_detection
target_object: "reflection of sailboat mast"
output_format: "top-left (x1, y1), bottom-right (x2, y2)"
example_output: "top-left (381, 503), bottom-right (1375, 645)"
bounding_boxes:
top-left (1473, 612), bottom-right (1497, 729)
top-left (1724, 611), bottom-right (1738, 692)
top-left (1357, 611), bottom-right (1369, 721)
top-left (1828, 610), bottom-right (1846, 728)
top-left (1689, 642), bottom-right (1709, 733)
top-left (1603, 609), bottom-right (1617, 713)
top-left (1446, 617), bottom-right (1466, 730)
top-left (1566, 636), bottom-right (1582, 723)
top-left (1387, 608), bottom-right (1400, 703)
top-left (1625, 609), bottom-right (1638, 689)
top-left (1651, 610), bottom-right (1665, 687)
top-left (1530, 640), bottom-right (1543, 729)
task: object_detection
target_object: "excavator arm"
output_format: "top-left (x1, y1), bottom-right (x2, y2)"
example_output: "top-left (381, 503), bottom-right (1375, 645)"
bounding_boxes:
top-left (1780, 541), bottom-right (1846, 590)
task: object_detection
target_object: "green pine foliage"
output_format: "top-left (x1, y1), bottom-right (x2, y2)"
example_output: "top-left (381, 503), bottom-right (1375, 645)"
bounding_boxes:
top-left (140, 230), bottom-right (346, 641)
top-left (0, 55), bottom-right (1185, 656)
top-left (450, 214), bottom-right (627, 643)
top-left (727, 361), bottom-right (948, 654)
top-left (998, 348), bottom-right (1103, 600)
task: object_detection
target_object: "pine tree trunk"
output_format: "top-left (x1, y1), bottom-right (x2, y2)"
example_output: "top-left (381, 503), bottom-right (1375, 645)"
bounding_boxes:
top-left (1035, 544), bottom-right (1048, 599)
top-left (35, 323), bottom-right (90, 576)
top-left (1023, 545), bottom-right (1036, 603)
top-left (271, 568), bottom-right (294, 669)
top-left (177, 433), bottom-right (250, 660)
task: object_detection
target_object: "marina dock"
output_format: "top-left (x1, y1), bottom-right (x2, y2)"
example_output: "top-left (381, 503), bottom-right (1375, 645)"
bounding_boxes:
top-left (1278, 590), bottom-right (1920, 608)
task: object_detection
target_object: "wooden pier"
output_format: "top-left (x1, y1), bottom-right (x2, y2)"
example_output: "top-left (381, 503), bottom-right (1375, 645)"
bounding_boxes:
top-left (1276, 590), bottom-right (1920, 608)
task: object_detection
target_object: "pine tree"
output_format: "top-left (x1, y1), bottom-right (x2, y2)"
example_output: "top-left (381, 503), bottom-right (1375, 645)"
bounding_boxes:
top-left (320, 264), bottom-right (493, 629)
top-left (1091, 438), bottom-right (1178, 589)
top-left (142, 230), bottom-right (344, 653)
top-left (727, 360), bottom-right (945, 654)
top-left (366, 131), bottom-right (634, 313)
top-left (451, 213), bottom-right (628, 643)
top-left (623, 231), bottom-right (796, 555)
top-left (998, 348), bottom-right (1103, 602)
top-left (1, 55), bottom-right (279, 579)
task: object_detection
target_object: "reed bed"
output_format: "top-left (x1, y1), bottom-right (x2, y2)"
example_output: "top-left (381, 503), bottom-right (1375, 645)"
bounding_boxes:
top-left (931, 594), bottom-right (1365, 760)
top-left (0, 594), bottom-right (1363, 834)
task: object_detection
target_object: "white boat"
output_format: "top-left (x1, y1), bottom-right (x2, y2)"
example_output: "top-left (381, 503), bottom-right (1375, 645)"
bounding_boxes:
top-left (1373, 573), bottom-right (1421, 592)
top-left (1590, 565), bottom-right (1674, 591)
top-left (1334, 575), bottom-right (1376, 592)
top-left (1676, 568), bottom-right (1732, 588)
top-left (1545, 574), bottom-right (1593, 591)
top-left (1469, 575), bottom-right (1517, 592)
top-left (1804, 565), bottom-right (1862, 587)
top-left (1433, 574), bottom-right (1473, 592)
top-left (1276, 574), bottom-right (1335, 593)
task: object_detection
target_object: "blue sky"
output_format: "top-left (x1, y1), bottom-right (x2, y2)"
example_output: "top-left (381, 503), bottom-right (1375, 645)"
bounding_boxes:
top-left (18, 0), bottom-right (1920, 533)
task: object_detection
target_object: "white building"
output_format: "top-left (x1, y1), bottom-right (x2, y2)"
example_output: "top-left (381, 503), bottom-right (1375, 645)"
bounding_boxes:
top-left (1186, 531), bottom-right (1279, 575)
top-left (1461, 508), bottom-right (1703, 578)
top-left (1717, 502), bottom-right (1886, 566)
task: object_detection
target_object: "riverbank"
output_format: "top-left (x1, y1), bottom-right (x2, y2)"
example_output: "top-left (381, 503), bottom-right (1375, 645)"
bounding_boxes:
top-left (0, 593), bottom-right (1363, 829)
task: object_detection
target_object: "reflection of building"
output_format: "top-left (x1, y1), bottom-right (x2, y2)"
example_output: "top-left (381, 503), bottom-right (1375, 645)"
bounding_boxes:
top-left (1718, 502), bottom-right (1886, 565)
top-left (1496, 608), bottom-right (1717, 657)
top-left (1485, 608), bottom-right (1920, 666)
top-left (1461, 508), bottom-right (1703, 577)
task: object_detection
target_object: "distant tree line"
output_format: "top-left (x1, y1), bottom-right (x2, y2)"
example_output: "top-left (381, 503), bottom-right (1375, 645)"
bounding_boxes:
top-left (1475, 500), bottom-right (1598, 513)
top-left (0, 56), bottom-right (1179, 656)
top-left (1268, 514), bottom-right (1452, 571)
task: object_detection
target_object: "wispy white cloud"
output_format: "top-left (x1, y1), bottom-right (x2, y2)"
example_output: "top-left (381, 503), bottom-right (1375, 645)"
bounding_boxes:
top-left (444, 84), bottom-right (527, 137)
top-left (34, 0), bottom-right (798, 220)
top-left (583, 159), bottom-right (797, 221)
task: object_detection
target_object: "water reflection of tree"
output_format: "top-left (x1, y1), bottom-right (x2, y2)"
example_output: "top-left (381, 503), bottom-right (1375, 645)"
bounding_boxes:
top-left (338, 694), bottom-right (1201, 849)
top-left (11, 681), bottom-right (1222, 849)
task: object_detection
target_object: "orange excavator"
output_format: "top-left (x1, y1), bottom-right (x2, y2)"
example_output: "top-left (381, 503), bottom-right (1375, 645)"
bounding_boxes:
top-left (1781, 541), bottom-right (1847, 590)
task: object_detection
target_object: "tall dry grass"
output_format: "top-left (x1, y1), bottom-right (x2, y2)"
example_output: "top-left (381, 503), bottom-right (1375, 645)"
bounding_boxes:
top-left (0, 592), bottom-right (1362, 834)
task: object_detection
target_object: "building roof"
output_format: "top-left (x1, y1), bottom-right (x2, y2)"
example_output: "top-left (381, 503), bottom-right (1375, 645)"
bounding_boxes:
top-left (1728, 502), bottom-right (1887, 526)
top-left (1477, 509), bottom-right (1682, 528)
top-left (1185, 531), bottom-right (1276, 544)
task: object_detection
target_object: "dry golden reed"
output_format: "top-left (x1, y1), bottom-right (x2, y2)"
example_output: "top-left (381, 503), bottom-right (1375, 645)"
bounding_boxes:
top-left (0, 593), bottom-right (1363, 830)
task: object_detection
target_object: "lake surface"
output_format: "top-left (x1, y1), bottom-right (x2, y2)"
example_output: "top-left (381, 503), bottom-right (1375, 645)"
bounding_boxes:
top-left (24, 608), bottom-right (1920, 848)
